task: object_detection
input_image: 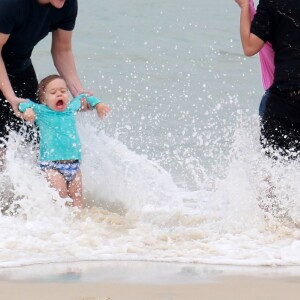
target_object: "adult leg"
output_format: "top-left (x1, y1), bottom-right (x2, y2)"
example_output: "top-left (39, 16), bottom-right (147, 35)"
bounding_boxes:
top-left (0, 92), bottom-right (14, 169)
top-left (259, 89), bottom-right (270, 118)
top-left (68, 169), bottom-right (83, 208)
top-left (9, 64), bottom-right (39, 143)
top-left (0, 64), bottom-right (39, 166)
top-left (259, 93), bottom-right (300, 222)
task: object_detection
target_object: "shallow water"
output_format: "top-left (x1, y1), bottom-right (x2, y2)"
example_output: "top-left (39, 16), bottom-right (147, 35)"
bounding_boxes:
top-left (2, 0), bottom-right (300, 269)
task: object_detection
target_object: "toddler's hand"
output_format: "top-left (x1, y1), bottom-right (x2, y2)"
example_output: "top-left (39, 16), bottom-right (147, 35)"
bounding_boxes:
top-left (95, 103), bottom-right (110, 119)
top-left (23, 108), bottom-right (36, 123)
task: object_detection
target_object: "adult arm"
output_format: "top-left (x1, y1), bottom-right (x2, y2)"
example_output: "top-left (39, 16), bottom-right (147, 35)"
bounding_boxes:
top-left (51, 29), bottom-right (84, 97)
top-left (235, 0), bottom-right (265, 56)
top-left (0, 33), bottom-right (24, 116)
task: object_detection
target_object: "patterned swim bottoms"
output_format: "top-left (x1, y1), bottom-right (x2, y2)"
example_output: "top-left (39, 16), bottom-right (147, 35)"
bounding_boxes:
top-left (39, 160), bottom-right (80, 183)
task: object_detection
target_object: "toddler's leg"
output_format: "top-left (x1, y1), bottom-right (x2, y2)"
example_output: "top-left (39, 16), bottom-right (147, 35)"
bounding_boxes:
top-left (45, 169), bottom-right (68, 198)
top-left (68, 169), bottom-right (83, 208)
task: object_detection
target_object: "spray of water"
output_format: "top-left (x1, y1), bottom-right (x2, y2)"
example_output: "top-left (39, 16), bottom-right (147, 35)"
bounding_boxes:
top-left (1, 108), bottom-right (300, 267)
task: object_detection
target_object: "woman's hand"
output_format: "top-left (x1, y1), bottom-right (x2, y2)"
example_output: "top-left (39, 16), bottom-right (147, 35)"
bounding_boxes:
top-left (78, 91), bottom-right (93, 111)
top-left (235, 0), bottom-right (249, 9)
top-left (8, 96), bottom-right (26, 118)
top-left (23, 108), bottom-right (36, 123)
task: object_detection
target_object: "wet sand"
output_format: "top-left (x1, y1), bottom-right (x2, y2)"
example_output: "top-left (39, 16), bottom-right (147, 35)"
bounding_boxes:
top-left (2, 276), bottom-right (300, 300)
top-left (1, 261), bottom-right (300, 300)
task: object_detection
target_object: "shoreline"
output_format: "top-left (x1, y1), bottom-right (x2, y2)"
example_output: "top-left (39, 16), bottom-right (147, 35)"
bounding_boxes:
top-left (1, 261), bottom-right (300, 300)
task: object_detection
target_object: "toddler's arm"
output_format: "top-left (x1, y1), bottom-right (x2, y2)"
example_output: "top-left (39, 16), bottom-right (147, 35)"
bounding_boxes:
top-left (80, 95), bottom-right (110, 119)
top-left (72, 94), bottom-right (110, 118)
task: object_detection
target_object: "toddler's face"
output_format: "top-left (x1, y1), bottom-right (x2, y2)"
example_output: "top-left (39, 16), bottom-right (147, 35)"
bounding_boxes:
top-left (43, 78), bottom-right (69, 111)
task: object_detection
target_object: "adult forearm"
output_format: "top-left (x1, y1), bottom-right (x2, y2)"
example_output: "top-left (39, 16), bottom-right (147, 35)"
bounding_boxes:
top-left (239, 5), bottom-right (254, 56)
top-left (236, 0), bottom-right (265, 56)
top-left (52, 49), bottom-right (84, 97)
top-left (0, 55), bottom-right (16, 102)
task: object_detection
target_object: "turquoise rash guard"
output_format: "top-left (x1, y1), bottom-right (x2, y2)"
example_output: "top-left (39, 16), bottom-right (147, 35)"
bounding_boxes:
top-left (19, 94), bottom-right (101, 162)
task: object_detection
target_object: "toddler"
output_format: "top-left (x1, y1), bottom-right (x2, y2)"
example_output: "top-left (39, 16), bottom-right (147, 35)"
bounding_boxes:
top-left (19, 74), bottom-right (110, 208)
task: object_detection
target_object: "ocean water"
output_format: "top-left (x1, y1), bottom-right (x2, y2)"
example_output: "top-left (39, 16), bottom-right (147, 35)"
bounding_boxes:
top-left (1, 0), bottom-right (300, 271)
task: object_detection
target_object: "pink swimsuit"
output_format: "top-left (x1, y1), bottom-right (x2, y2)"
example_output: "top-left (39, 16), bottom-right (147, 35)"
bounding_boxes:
top-left (249, 0), bottom-right (275, 90)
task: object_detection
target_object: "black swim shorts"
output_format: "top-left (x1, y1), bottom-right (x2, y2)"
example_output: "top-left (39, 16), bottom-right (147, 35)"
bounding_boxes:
top-left (260, 89), bottom-right (300, 159)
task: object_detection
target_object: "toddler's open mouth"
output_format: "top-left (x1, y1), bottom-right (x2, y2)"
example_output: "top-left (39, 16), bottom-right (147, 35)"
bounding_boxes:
top-left (55, 99), bottom-right (65, 109)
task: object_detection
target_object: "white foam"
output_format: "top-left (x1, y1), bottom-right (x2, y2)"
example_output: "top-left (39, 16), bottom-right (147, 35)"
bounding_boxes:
top-left (1, 115), bottom-right (300, 268)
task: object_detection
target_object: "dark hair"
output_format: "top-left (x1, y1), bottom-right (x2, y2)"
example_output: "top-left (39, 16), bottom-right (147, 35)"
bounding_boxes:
top-left (37, 74), bottom-right (64, 102)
